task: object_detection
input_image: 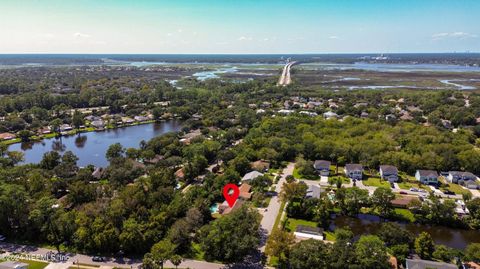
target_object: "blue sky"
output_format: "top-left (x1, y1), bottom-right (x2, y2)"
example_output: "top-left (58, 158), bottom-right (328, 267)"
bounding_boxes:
top-left (0, 0), bottom-right (479, 53)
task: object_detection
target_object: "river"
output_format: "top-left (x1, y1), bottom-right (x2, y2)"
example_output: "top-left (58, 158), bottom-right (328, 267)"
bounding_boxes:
top-left (331, 214), bottom-right (480, 249)
top-left (8, 121), bottom-right (183, 167)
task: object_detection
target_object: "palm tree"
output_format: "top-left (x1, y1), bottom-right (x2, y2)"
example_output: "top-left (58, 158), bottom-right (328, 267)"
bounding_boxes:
top-left (169, 255), bottom-right (182, 269)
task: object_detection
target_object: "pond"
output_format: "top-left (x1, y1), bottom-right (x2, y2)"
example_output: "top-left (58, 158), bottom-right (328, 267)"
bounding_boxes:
top-left (330, 214), bottom-right (480, 249)
top-left (8, 121), bottom-right (183, 167)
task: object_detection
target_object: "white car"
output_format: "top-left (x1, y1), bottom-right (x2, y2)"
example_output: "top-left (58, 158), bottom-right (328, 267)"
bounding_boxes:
top-left (410, 188), bottom-right (418, 192)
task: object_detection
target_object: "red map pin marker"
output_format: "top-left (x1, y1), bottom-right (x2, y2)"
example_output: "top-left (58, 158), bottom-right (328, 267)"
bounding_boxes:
top-left (223, 183), bottom-right (240, 208)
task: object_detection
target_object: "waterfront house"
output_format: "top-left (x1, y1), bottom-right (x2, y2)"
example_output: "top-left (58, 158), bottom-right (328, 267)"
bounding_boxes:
top-left (345, 164), bottom-right (363, 180)
top-left (415, 170), bottom-right (439, 185)
top-left (405, 258), bottom-right (456, 269)
top-left (0, 132), bottom-right (16, 140)
top-left (313, 160), bottom-right (331, 176)
top-left (134, 115), bottom-right (149, 122)
top-left (37, 127), bottom-right (52, 135)
top-left (91, 167), bottom-right (105, 180)
top-left (122, 117), bottom-right (135, 124)
top-left (294, 225), bottom-right (324, 241)
top-left (60, 124), bottom-right (73, 132)
top-left (241, 171), bottom-right (264, 182)
top-left (379, 165), bottom-right (399, 182)
top-left (91, 119), bottom-right (105, 129)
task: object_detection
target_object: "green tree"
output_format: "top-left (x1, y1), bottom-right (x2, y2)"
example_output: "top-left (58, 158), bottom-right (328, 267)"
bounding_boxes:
top-left (376, 222), bottom-right (413, 247)
top-left (390, 244), bottom-right (410, 267)
top-left (198, 206), bottom-right (260, 262)
top-left (265, 229), bottom-right (295, 265)
top-left (465, 243), bottom-right (480, 262)
top-left (280, 182), bottom-right (308, 202)
top-left (289, 239), bottom-right (330, 269)
top-left (169, 255), bottom-right (183, 269)
top-left (354, 235), bottom-right (391, 269)
top-left (106, 143), bottom-right (125, 162)
top-left (150, 239), bottom-right (176, 269)
top-left (371, 187), bottom-right (395, 216)
top-left (433, 244), bottom-right (455, 263)
top-left (72, 110), bottom-right (84, 130)
top-left (414, 232), bottom-right (435, 260)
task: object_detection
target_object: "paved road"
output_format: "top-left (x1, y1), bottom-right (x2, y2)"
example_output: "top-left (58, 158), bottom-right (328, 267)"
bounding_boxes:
top-left (258, 162), bottom-right (294, 251)
top-left (0, 242), bottom-right (224, 269)
top-left (277, 62), bottom-right (296, 86)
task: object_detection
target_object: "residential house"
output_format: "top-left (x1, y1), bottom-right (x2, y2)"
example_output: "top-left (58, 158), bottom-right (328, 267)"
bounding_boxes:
top-left (0, 261), bottom-right (29, 269)
top-left (360, 111), bottom-right (369, 118)
top-left (447, 171), bottom-right (477, 185)
top-left (37, 127), bottom-right (52, 135)
top-left (405, 259), bottom-right (457, 269)
top-left (345, 164), bottom-right (363, 180)
top-left (239, 183), bottom-right (253, 200)
top-left (278, 109), bottom-right (294, 115)
top-left (323, 111), bottom-right (338, 119)
top-left (91, 167), bottom-right (105, 180)
top-left (379, 165), bottom-right (399, 182)
top-left (0, 132), bottom-right (16, 140)
top-left (175, 168), bottom-right (185, 180)
top-left (91, 120), bottom-right (105, 129)
top-left (251, 160), bottom-right (270, 172)
top-left (391, 195), bottom-right (418, 209)
top-left (313, 160), bottom-right (331, 176)
top-left (134, 115), bottom-right (149, 122)
top-left (60, 124), bottom-right (73, 132)
top-left (218, 199), bottom-right (244, 215)
top-left (294, 225), bottom-right (324, 240)
top-left (415, 170), bottom-right (439, 185)
top-left (241, 171), bottom-right (264, 182)
top-left (306, 185), bottom-right (321, 199)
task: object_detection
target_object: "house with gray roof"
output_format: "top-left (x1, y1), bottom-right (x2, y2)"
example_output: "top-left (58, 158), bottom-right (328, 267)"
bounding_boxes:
top-left (313, 160), bottom-right (331, 176)
top-left (379, 165), bottom-right (399, 182)
top-left (415, 170), bottom-right (439, 185)
top-left (241, 171), bottom-right (264, 182)
top-left (345, 164), bottom-right (363, 180)
top-left (405, 259), bottom-right (456, 269)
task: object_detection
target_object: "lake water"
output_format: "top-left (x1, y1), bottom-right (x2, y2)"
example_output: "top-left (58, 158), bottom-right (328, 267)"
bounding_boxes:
top-left (305, 62), bottom-right (480, 73)
top-left (8, 121), bottom-right (183, 167)
top-left (331, 214), bottom-right (480, 249)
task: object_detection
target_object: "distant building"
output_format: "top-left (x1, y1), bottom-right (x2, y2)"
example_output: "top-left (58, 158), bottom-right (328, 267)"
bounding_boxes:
top-left (345, 164), bottom-right (363, 180)
top-left (241, 171), bottom-right (264, 182)
top-left (379, 165), bottom-right (399, 182)
top-left (415, 170), bottom-right (439, 185)
top-left (91, 120), bottom-right (105, 129)
top-left (239, 183), bottom-right (252, 200)
top-left (294, 225), bottom-right (324, 240)
top-left (251, 160), bottom-right (270, 172)
top-left (313, 160), bottom-right (331, 176)
top-left (0, 132), bottom-right (16, 140)
top-left (405, 258), bottom-right (457, 269)
top-left (323, 111), bottom-right (338, 119)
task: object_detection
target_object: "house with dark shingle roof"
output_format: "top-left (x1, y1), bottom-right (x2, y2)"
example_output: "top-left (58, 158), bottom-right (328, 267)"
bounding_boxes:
top-left (345, 164), bottom-right (363, 180)
top-left (415, 170), bottom-right (439, 185)
top-left (447, 171), bottom-right (477, 184)
top-left (313, 160), bottom-right (331, 176)
top-left (379, 165), bottom-right (399, 182)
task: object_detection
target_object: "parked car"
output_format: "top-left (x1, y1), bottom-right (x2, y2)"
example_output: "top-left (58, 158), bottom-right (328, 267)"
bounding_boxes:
top-left (410, 188), bottom-right (418, 192)
top-left (443, 190), bottom-right (455, 195)
top-left (399, 191), bottom-right (408, 195)
top-left (92, 256), bottom-right (105, 262)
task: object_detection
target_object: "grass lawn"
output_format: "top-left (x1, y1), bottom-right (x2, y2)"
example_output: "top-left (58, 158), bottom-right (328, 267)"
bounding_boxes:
top-left (397, 181), bottom-right (427, 190)
top-left (186, 242), bottom-right (205, 261)
top-left (324, 231), bottom-right (336, 241)
top-left (363, 177), bottom-right (391, 188)
top-left (437, 177), bottom-right (472, 196)
top-left (292, 167), bottom-right (320, 180)
top-left (393, 208), bottom-right (416, 222)
top-left (20, 260), bottom-right (49, 269)
top-left (284, 218), bottom-right (318, 232)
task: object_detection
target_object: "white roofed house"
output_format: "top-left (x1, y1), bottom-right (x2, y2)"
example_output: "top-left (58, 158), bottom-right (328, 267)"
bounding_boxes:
top-left (415, 170), bottom-right (438, 185)
top-left (323, 111), bottom-right (338, 119)
top-left (344, 164), bottom-right (363, 180)
top-left (313, 160), bottom-right (331, 176)
top-left (379, 165), bottom-right (399, 182)
top-left (241, 171), bottom-right (264, 182)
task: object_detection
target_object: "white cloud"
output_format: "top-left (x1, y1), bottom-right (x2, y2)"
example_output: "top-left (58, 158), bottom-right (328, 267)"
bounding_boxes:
top-left (329, 36), bottom-right (339, 39)
top-left (238, 36), bottom-right (253, 41)
top-left (73, 32), bottom-right (91, 38)
top-left (432, 32), bottom-right (477, 40)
